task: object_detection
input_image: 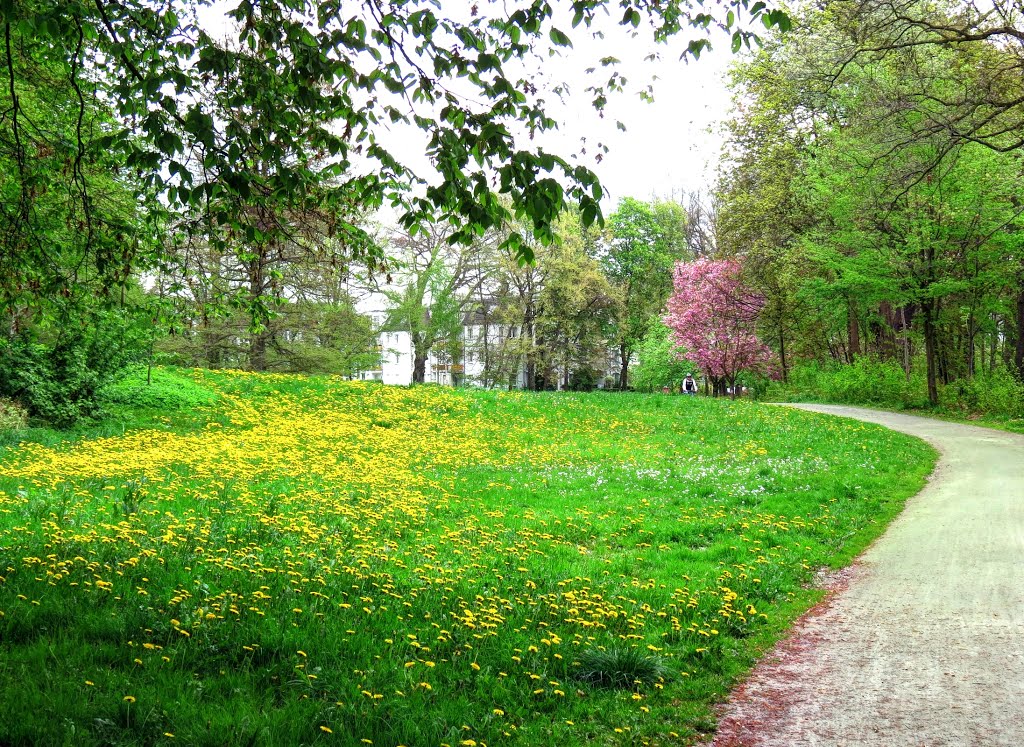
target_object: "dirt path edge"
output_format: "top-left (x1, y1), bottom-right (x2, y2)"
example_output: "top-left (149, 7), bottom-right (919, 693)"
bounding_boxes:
top-left (705, 404), bottom-right (1024, 747)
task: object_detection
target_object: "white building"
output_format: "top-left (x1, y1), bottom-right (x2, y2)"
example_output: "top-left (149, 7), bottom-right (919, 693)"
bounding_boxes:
top-left (348, 279), bottom-right (614, 390)
top-left (353, 304), bottom-right (530, 388)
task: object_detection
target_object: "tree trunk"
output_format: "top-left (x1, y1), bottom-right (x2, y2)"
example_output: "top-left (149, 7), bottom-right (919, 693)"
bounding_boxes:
top-left (524, 315), bottom-right (537, 391)
top-left (778, 330), bottom-right (788, 384)
top-left (1015, 284), bottom-right (1024, 381)
top-left (201, 311), bottom-right (222, 369)
top-left (966, 309), bottom-right (976, 379)
top-left (250, 333), bottom-right (268, 372)
top-left (412, 352), bottom-right (427, 384)
top-left (248, 255), bottom-right (267, 371)
top-left (619, 342), bottom-right (629, 391)
top-left (901, 306), bottom-right (911, 381)
top-left (923, 302), bottom-right (939, 405)
top-left (847, 297), bottom-right (860, 362)
top-left (989, 317), bottom-right (998, 375)
top-left (481, 317), bottom-right (491, 388)
top-left (530, 328), bottom-right (545, 391)
top-left (937, 322), bottom-right (950, 386)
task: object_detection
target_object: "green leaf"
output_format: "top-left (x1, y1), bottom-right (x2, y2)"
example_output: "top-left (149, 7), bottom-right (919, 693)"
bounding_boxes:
top-left (549, 27), bottom-right (572, 47)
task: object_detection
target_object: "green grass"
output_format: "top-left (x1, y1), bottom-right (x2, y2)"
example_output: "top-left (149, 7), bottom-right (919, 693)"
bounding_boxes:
top-left (0, 366), bottom-right (222, 453)
top-left (0, 370), bottom-right (936, 745)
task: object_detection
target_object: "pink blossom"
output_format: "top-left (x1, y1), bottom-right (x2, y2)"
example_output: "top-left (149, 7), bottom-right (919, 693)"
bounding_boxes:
top-left (664, 259), bottom-right (776, 390)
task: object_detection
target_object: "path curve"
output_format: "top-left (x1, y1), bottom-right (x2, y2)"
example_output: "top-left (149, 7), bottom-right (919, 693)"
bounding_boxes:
top-left (712, 404), bottom-right (1024, 747)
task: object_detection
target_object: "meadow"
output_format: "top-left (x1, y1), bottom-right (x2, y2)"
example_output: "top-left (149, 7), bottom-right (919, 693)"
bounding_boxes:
top-left (0, 369), bottom-right (936, 746)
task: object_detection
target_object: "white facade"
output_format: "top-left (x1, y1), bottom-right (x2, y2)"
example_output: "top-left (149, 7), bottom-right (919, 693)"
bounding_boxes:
top-left (351, 289), bottom-right (610, 390)
top-left (351, 292), bottom-right (471, 387)
top-left (360, 324), bottom-right (526, 388)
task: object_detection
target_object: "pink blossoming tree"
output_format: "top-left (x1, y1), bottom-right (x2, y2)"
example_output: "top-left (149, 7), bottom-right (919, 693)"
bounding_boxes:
top-left (664, 258), bottom-right (776, 397)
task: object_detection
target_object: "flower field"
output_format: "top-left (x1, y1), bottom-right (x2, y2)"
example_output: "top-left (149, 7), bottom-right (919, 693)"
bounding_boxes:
top-left (0, 369), bottom-right (935, 745)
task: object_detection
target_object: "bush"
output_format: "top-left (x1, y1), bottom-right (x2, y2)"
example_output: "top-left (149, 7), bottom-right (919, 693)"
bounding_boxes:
top-left (940, 368), bottom-right (1024, 419)
top-left (770, 358), bottom-right (929, 409)
top-left (569, 365), bottom-right (600, 391)
top-left (0, 309), bottom-right (148, 427)
top-left (0, 397), bottom-right (28, 431)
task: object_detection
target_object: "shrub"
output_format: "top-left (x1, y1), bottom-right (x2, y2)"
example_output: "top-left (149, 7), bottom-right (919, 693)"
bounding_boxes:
top-left (0, 397), bottom-right (28, 431)
top-left (569, 365), bottom-right (600, 392)
top-left (770, 358), bottom-right (929, 409)
top-left (940, 368), bottom-right (1024, 419)
top-left (0, 309), bottom-right (148, 427)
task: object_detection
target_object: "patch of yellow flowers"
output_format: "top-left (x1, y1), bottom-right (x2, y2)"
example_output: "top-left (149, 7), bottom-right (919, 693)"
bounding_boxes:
top-left (0, 371), bottom-right (811, 743)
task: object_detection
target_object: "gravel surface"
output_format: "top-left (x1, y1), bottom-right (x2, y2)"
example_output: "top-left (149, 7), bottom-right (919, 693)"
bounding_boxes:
top-left (711, 405), bottom-right (1024, 747)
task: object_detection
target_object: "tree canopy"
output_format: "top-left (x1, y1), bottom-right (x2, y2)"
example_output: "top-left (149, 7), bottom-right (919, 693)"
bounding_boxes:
top-left (716, 0), bottom-right (1024, 405)
top-left (3, 0), bottom-right (790, 310)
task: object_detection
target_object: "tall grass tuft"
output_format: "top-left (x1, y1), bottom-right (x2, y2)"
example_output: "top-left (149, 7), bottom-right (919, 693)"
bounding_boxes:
top-left (574, 646), bottom-right (669, 689)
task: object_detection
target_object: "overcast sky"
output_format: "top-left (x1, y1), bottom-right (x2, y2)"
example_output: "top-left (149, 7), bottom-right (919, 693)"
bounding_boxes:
top-left (537, 24), bottom-right (737, 208)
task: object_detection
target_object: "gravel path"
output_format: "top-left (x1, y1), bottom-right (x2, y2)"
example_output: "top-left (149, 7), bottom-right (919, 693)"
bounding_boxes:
top-left (711, 404), bottom-right (1024, 747)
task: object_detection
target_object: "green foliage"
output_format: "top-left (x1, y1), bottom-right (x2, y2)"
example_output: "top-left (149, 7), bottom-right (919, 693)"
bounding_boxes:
top-left (154, 294), bottom-right (381, 376)
top-left (382, 228), bottom-right (471, 383)
top-left (0, 397), bottom-right (29, 432)
top-left (0, 309), bottom-right (149, 427)
top-left (632, 317), bottom-right (697, 392)
top-left (603, 197), bottom-right (690, 388)
top-left (0, 16), bottom-right (159, 317)
top-left (718, 5), bottom-right (1024, 402)
top-left (538, 220), bottom-right (620, 388)
top-left (940, 368), bottom-right (1024, 420)
top-left (6, 0), bottom-right (789, 311)
top-left (770, 358), bottom-right (930, 410)
top-left (772, 359), bottom-right (1024, 426)
top-left (6, 0), bottom-right (791, 405)
top-left (567, 364), bottom-right (601, 391)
